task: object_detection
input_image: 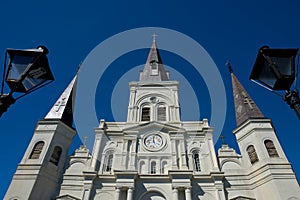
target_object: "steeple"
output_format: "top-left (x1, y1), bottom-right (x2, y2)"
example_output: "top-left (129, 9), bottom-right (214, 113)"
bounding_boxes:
top-left (45, 75), bottom-right (77, 127)
top-left (228, 62), bottom-right (264, 126)
top-left (5, 75), bottom-right (77, 200)
top-left (139, 38), bottom-right (169, 81)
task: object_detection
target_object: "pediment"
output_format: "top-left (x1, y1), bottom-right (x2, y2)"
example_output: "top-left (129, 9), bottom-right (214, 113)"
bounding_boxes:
top-left (56, 194), bottom-right (81, 200)
top-left (230, 196), bottom-right (255, 200)
top-left (122, 121), bottom-right (183, 134)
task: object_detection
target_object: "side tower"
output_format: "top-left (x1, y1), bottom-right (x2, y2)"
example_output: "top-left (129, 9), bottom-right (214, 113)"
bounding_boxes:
top-left (5, 77), bottom-right (77, 200)
top-left (219, 65), bottom-right (300, 199)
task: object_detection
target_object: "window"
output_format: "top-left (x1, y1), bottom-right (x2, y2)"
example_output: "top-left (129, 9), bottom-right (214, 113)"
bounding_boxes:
top-left (264, 140), bottom-right (279, 157)
top-left (150, 161), bottom-right (156, 174)
top-left (105, 154), bottom-right (113, 172)
top-left (139, 161), bottom-right (146, 174)
top-left (50, 146), bottom-right (62, 166)
top-left (247, 145), bottom-right (259, 164)
top-left (150, 61), bottom-right (159, 75)
top-left (157, 106), bottom-right (166, 121)
top-left (142, 107), bottom-right (150, 121)
top-left (29, 141), bottom-right (44, 159)
top-left (192, 151), bottom-right (201, 172)
top-left (161, 161), bottom-right (168, 174)
top-left (127, 140), bottom-right (132, 152)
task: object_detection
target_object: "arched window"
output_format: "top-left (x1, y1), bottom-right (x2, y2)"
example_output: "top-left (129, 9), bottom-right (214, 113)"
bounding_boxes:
top-left (50, 146), bottom-right (62, 166)
top-left (157, 105), bottom-right (166, 121)
top-left (105, 154), bottom-right (113, 172)
top-left (192, 151), bottom-right (201, 172)
top-left (29, 141), bottom-right (44, 159)
top-left (150, 60), bottom-right (159, 75)
top-left (264, 140), bottom-right (279, 157)
top-left (127, 140), bottom-right (132, 152)
top-left (161, 161), bottom-right (168, 174)
top-left (139, 160), bottom-right (146, 174)
top-left (141, 106), bottom-right (150, 121)
top-left (150, 161), bottom-right (156, 174)
top-left (247, 145), bottom-right (259, 164)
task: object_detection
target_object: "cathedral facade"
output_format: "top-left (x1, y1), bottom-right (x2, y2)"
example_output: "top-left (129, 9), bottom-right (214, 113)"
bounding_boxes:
top-left (5, 40), bottom-right (300, 200)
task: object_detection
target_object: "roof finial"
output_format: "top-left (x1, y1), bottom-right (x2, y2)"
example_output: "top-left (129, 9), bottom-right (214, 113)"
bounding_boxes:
top-left (152, 33), bottom-right (158, 42)
top-left (77, 61), bottom-right (83, 73)
top-left (219, 135), bottom-right (226, 145)
top-left (226, 60), bottom-right (233, 73)
top-left (83, 136), bottom-right (88, 148)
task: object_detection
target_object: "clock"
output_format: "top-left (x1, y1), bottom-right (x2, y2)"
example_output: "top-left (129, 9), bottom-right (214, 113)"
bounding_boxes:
top-left (144, 134), bottom-right (163, 150)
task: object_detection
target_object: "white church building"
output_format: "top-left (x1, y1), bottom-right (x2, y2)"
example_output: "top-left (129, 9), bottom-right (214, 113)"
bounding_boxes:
top-left (5, 40), bottom-right (300, 200)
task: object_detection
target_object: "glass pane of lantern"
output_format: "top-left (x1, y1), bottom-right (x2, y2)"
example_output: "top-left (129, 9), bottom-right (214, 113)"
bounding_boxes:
top-left (255, 60), bottom-right (278, 89)
top-left (21, 57), bottom-right (53, 91)
top-left (22, 75), bottom-right (45, 91)
top-left (6, 55), bottom-right (36, 81)
top-left (270, 57), bottom-right (292, 76)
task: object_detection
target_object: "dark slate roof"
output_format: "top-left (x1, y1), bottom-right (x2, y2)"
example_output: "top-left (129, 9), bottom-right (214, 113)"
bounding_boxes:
top-left (45, 75), bottom-right (77, 128)
top-left (139, 40), bottom-right (169, 81)
top-left (230, 67), bottom-right (265, 127)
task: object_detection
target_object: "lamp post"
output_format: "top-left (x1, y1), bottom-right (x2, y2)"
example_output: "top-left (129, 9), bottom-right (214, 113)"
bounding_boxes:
top-left (250, 46), bottom-right (300, 118)
top-left (0, 46), bottom-right (54, 117)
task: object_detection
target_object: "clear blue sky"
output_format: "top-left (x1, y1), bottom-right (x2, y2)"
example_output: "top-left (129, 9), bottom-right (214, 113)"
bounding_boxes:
top-left (1, 1), bottom-right (300, 198)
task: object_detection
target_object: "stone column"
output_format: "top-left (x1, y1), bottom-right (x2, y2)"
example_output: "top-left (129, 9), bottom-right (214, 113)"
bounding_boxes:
top-left (172, 187), bottom-right (178, 200)
top-left (127, 187), bottom-right (133, 200)
top-left (115, 187), bottom-right (121, 200)
top-left (83, 179), bottom-right (94, 200)
top-left (215, 181), bottom-right (226, 200)
top-left (207, 134), bottom-right (219, 170)
top-left (180, 138), bottom-right (188, 169)
top-left (185, 187), bottom-right (192, 200)
top-left (171, 139), bottom-right (178, 169)
top-left (82, 189), bottom-right (90, 200)
top-left (91, 132), bottom-right (104, 169)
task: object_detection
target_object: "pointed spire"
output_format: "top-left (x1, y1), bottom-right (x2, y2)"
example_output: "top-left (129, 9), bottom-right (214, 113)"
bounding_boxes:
top-left (227, 62), bottom-right (265, 126)
top-left (139, 38), bottom-right (169, 81)
top-left (45, 75), bottom-right (77, 127)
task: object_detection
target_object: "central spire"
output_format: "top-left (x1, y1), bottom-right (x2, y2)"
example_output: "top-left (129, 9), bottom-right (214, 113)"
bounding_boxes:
top-left (139, 39), bottom-right (169, 81)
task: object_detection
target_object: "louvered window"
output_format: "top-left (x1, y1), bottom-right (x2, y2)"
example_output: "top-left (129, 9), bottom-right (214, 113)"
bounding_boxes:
top-left (192, 152), bottom-right (201, 172)
top-left (247, 145), bottom-right (259, 164)
top-left (50, 146), bottom-right (62, 166)
top-left (150, 61), bottom-right (158, 75)
top-left (157, 106), bottom-right (166, 121)
top-left (29, 141), bottom-right (44, 159)
top-left (142, 107), bottom-right (150, 121)
top-left (150, 161), bottom-right (156, 174)
top-left (265, 140), bottom-right (279, 157)
top-left (106, 154), bottom-right (113, 172)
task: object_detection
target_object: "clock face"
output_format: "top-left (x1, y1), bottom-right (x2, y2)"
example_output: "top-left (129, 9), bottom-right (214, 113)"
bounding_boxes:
top-left (144, 134), bottom-right (163, 150)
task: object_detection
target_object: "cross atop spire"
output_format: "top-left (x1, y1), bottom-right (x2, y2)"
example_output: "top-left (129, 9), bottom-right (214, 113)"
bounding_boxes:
top-left (226, 60), bottom-right (233, 73)
top-left (229, 63), bottom-right (265, 127)
top-left (152, 33), bottom-right (158, 42)
top-left (219, 135), bottom-right (226, 145)
top-left (139, 39), bottom-right (169, 81)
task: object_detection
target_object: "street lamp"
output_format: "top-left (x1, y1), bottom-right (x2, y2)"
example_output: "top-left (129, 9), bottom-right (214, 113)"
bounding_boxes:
top-left (0, 46), bottom-right (54, 117)
top-left (250, 46), bottom-right (300, 118)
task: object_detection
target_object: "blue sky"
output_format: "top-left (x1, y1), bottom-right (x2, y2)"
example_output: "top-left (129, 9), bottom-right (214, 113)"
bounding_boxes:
top-left (1, 0), bottom-right (300, 198)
